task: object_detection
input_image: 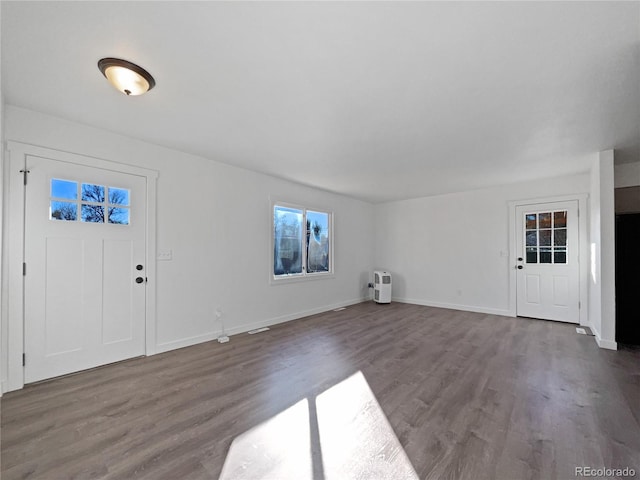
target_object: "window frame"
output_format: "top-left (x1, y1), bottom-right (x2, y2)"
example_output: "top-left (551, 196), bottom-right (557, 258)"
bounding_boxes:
top-left (523, 209), bottom-right (568, 265)
top-left (270, 200), bottom-right (334, 284)
top-left (49, 178), bottom-right (131, 226)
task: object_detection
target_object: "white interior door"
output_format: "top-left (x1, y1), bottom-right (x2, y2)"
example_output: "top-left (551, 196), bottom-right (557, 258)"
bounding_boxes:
top-left (24, 154), bottom-right (147, 383)
top-left (516, 200), bottom-right (580, 323)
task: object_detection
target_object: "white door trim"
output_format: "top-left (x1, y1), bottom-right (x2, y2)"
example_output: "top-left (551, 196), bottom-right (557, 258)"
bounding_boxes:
top-left (3, 141), bottom-right (158, 393)
top-left (508, 194), bottom-right (589, 326)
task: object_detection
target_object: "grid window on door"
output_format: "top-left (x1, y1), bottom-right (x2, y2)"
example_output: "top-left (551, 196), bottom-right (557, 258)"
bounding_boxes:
top-left (50, 179), bottom-right (130, 225)
top-left (525, 210), bottom-right (567, 264)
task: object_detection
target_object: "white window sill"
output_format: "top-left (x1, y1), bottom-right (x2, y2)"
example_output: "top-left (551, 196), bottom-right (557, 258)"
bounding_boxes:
top-left (270, 272), bottom-right (335, 285)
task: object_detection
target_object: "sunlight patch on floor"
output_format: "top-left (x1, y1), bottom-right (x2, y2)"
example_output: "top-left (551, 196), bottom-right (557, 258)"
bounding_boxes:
top-left (220, 371), bottom-right (418, 479)
top-left (219, 398), bottom-right (312, 479)
top-left (316, 371), bottom-right (418, 480)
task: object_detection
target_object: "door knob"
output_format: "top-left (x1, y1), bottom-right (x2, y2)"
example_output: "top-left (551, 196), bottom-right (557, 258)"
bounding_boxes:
top-left (517, 257), bottom-right (523, 262)
top-left (135, 277), bottom-right (144, 284)
top-left (517, 265), bottom-right (523, 270)
top-left (136, 264), bottom-right (143, 271)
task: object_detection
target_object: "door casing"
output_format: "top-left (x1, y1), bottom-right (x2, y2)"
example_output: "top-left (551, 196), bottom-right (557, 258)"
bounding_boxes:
top-left (508, 194), bottom-right (589, 326)
top-left (3, 142), bottom-right (158, 393)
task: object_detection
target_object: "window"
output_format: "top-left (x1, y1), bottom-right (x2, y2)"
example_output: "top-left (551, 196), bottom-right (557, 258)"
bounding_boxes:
top-left (50, 179), bottom-right (131, 225)
top-left (273, 203), bottom-right (332, 279)
top-left (524, 210), bottom-right (567, 264)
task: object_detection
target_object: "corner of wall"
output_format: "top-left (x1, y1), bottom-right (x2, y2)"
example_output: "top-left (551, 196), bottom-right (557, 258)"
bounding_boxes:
top-left (589, 150), bottom-right (616, 350)
top-left (594, 332), bottom-right (617, 350)
top-left (0, 0), bottom-right (4, 396)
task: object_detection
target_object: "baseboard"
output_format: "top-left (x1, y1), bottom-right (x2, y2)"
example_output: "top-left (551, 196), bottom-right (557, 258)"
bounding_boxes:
top-left (155, 332), bottom-right (219, 354)
top-left (153, 297), bottom-right (368, 354)
top-left (224, 297), bottom-right (367, 337)
top-left (392, 297), bottom-right (511, 317)
top-left (594, 334), bottom-right (617, 350)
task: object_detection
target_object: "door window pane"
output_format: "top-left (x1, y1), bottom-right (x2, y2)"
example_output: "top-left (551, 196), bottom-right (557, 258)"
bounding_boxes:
top-left (50, 180), bottom-right (131, 226)
top-left (274, 206), bottom-right (303, 275)
top-left (50, 201), bottom-right (77, 221)
top-left (524, 209), bottom-right (570, 265)
top-left (51, 179), bottom-right (77, 200)
top-left (554, 248), bottom-right (567, 264)
top-left (540, 247), bottom-right (552, 264)
top-left (82, 184), bottom-right (105, 203)
top-left (538, 212), bottom-right (552, 229)
top-left (108, 187), bottom-right (130, 206)
top-left (526, 214), bottom-right (537, 230)
top-left (539, 229), bottom-right (552, 246)
top-left (554, 228), bottom-right (567, 246)
top-left (554, 211), bottom-right (567, 228)
top-left (82, 204), bottom-right (104, 223)
top-left (108, 207), bottom-right (130, 225)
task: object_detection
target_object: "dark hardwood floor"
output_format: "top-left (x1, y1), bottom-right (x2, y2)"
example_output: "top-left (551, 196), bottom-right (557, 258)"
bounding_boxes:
top-left (2, 302), bottom-right (639, 479)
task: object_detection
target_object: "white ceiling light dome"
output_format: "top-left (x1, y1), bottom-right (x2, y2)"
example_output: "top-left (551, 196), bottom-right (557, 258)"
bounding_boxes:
top-left (98, 57), bottom-right (156, 96)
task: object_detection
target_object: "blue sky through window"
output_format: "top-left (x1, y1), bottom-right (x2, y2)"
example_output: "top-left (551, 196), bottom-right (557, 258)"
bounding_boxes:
top-left (50, 179), bottom-right (130, 225)
top-left (109, 187), bottom-right (130, 206)
top-left (51, 179), bottom-right (78, 200)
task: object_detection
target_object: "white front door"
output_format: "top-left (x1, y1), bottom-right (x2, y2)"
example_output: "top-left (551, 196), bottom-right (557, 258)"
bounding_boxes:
top-left (515, 200), bottom-right (580, 323)
top-left (23, 154), bottom-right (147, 383)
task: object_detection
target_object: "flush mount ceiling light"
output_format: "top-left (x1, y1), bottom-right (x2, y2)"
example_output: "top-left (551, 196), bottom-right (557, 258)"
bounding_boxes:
top-left (98, 57), bottom-right (156, 96)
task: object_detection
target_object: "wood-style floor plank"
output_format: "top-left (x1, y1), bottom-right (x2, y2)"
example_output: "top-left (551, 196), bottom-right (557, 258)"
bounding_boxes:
top-left (2, 303), bottom-right (639, 479)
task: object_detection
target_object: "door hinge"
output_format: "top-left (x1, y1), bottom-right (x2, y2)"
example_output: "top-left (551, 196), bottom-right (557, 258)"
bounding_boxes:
top-left (579, 301), bottom-right (581, 309)
top-left (23, 262), bottom-right (26, 276)
top-left (22, 353), bottom-right (26, 366)
top-left (19, 169), bottom-right (30, 186)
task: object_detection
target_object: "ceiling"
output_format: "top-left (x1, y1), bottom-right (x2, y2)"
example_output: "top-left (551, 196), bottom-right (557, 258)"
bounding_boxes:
top-left (2, 1), bottom-right (639, 203)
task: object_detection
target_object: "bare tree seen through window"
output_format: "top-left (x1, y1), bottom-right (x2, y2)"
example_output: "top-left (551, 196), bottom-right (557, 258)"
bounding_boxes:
top-left (50, 179), bottom-right (130, 225)
top-left (81, 184), bottom-right (128, 224)
top-left (51, 202), bottom-right (77, 221)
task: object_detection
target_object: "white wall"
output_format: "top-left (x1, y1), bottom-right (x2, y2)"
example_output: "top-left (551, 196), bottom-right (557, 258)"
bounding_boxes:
top-left (600, 150), bottom-right (616, 347)
top-left (589, 150), bottom-right (616, 349)
top-left (614, 162), bottom-right (640, 188)
top-left (1, 105), bottom-right (620, 391)
top-left (2, 106), bottom-right (374, 386)
top-left (374, 174), bottom-right (591, 315)
top-left (590, 156), bottom-right (603, 340)
top-left (0, 1), bottom-right (4, 398)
